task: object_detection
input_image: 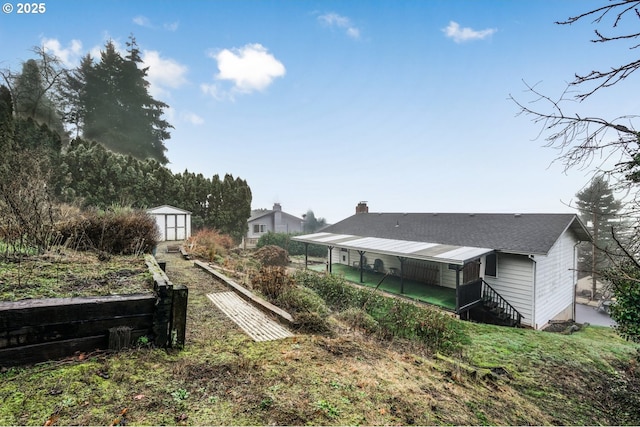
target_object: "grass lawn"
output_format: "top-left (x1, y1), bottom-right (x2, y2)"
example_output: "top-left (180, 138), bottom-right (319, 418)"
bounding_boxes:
top-left (309, 263), bottom-right (457, 310)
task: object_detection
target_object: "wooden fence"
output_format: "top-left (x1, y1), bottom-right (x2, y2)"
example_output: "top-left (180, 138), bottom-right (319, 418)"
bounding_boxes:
top-left (0, 255), bottom-right (187, 367)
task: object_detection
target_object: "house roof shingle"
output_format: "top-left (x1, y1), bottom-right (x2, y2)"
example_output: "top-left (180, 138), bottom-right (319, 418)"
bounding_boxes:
top-left (320, 212), bottom-right (590, 255)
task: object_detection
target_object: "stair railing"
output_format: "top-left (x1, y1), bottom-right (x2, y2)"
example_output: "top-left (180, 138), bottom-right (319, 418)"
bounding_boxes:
top-left (481, 279), bottom-right (523, 326)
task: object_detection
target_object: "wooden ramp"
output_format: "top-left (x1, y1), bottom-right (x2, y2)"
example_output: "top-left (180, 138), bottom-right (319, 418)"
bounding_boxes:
top-left (206, 292), bottom-right (294, 342)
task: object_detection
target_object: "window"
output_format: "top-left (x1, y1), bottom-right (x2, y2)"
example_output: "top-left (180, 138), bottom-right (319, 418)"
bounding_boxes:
top-left (253, 224), bottom-right (266, 233)
top-left (485, 253), bottom-right (497, 277)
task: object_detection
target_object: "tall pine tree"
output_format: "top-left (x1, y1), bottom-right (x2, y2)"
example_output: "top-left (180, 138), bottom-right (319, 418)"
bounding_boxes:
top-left (73, 37), bottom-right (172, 164)
top-left (575, 175), bottom-right (623, 297)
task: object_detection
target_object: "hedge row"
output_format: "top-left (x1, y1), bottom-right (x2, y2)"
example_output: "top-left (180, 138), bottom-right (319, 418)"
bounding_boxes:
top-left (293, 270), bottom-right (468, 354)
top-left (55, 208), bottom-right (160, 255)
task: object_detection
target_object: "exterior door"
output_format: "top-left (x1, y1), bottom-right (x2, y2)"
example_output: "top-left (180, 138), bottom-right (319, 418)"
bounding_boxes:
top-left (176, 214), bottom-right (186, 240)
top-left (166, 215), bottom-right (177, 241)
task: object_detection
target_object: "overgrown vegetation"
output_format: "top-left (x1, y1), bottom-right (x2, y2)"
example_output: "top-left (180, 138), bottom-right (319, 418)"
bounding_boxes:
top-left (185, 228), bottom-right (235, 263)
top-left (1, 248), bottom-right (638, 426)
top-left (55, 205), bottom-right (160, 255)
top-left (294, 270), bottom-right (467, 355)
top-left (0, 250), bottom-right (152, 301)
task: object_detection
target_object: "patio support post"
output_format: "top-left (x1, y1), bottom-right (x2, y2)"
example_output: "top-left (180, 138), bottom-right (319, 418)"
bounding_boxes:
top-left (397, 256), bottom-right (407, 294)
top-left (327, 246), bottom-right (334, 273)
top-left (304, 243), bottom-right (308, 269)
top-left (454, 265), bottom-right (461, 313)
top-left (358, 251), bottom-right (366, 283)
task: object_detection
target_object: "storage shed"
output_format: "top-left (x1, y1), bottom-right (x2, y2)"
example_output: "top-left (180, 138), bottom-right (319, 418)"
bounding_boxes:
top-left (147, 205), bottom-right (192, 241)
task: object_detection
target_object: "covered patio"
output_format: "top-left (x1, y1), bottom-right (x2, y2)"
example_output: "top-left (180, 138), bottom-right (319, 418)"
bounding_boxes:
top-left (308, 263), bottom-right (457, 310)
top-left (293, 232), bottom-right (494, 314)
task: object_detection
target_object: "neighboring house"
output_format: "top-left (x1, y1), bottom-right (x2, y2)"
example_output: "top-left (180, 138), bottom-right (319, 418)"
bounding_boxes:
top-left (147, 205), bottom-right (192, 241)
top-left (292, 202), bottom-right (591, 329)
top-left (245, 203), bottom-right (304, 247)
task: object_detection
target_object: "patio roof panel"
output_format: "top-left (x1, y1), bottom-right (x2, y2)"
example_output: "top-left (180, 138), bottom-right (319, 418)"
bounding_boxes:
top-left (292, 233), bottom-right (493, 265)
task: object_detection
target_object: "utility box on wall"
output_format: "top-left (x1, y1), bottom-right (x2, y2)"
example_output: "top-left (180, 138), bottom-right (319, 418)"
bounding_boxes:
top-left (147, 205), bottom-right (192, 241)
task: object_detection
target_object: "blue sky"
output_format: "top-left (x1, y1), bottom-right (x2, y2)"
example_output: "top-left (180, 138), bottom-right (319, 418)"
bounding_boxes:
top-left (1, 0), bottom-right (636, 223)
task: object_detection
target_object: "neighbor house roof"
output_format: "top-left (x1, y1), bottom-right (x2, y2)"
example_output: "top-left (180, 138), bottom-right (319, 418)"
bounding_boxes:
top-left (248, 209), bottom-right (302, 222)
top-left (302, 213), bottom-right (590, 256)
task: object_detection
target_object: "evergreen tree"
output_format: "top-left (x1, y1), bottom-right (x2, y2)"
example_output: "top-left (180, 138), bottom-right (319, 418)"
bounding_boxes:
top-left (75, 37), bottom-right (172, 164)
top-left (11, 58), bottom-right (65, 137)
top-left (302, 210), bottom-right (327, 233)
top-left (59, 55), bottom-right (92, 138)
top-left (0, 85), bottom-right (13, 151)
top-left (575, 175), bottom-right (623, 296)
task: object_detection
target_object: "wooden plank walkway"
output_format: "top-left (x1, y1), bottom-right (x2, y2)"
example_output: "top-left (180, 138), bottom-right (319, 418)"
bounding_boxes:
top-left (206, 292), bottom-right (294, 342)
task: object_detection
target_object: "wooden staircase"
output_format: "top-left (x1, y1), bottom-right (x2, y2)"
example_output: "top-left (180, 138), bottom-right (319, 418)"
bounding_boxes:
top-left (458, 279), bottom-right (523, 327)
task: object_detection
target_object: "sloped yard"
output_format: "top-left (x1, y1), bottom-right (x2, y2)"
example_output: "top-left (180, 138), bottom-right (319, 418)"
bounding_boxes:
top-left (0, 247), bottom-right (638, 425)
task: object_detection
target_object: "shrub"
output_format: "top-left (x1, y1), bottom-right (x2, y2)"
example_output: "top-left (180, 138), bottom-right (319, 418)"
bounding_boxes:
top-left (276, 286), bottom-right (329, 316)
top-left (257, 232), bottom-right (326, 257)
top-left (294, 312), bottom-right (333, 335)
top-left (251, 266), bottom-right (293, 299)
top-left (55, 206), bottom-right (159, 255)
top-left (336, 308), bottom-right (379, 333)
top-left (254, 245), bottom-right (289, 266)
top-left (186, 228), bottom-right (235, 262)
top-left (603, 263), bottom-right (640, 343)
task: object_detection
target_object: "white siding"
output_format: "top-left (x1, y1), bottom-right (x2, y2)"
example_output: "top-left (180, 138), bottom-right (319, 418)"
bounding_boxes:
top-left (484, 253), bottom-right (534, 327)
top-left (534, 230), bottom-right (577, 328)
top-left (441, 266), bottom-right (457, 289)
top-left (332, 247), bottom-right (350, 265)
top-left (156, 215), bottom-right (166, 241)
top-left (338, 250), bottom-right (448, 286)
top-left (275, 215), bottom-right (303, 234)
top-left (247, 219), bottom-right (272, 239)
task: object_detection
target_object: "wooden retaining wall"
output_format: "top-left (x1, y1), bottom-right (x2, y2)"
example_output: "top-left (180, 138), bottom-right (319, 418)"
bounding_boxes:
top-left (0, 255), bottom-right (187, 367)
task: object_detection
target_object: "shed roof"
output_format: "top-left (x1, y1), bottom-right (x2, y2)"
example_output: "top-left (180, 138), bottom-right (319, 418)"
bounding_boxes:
top-left (146, 205), bottom-right (192, 215)
top-left (299, 213), bottom-right (590, 256)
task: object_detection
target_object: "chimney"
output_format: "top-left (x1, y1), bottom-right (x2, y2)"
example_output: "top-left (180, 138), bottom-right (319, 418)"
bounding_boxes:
top-left (273, 203), bottom-right (282, 211)
top-left (356, 201), bottom-right (369, 214)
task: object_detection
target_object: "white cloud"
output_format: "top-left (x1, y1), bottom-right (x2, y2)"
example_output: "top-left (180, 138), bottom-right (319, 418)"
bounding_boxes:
top-left (203, 43), bottom-right (285, 98)
top-left (141, 50), bottom-right (188, 98)
top-left (318, 12), bottom-right (361, 40)
top-left (180, 111), bottom-right (204, 125)
top-left (200, 83), bottom-right (223, 100)
top-left (41, 38), bottom-right (83, 67)
top-left (133, 15), bottom-right (179, 32)
top-left (443, 21), bottom-right (496, 43)
top-left (164, 21), bottom-right (179, 32)
top-left (133, 15), bottom-right (152, 28)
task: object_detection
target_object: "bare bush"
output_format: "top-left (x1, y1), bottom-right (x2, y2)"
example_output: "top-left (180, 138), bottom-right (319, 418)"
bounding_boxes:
top-left (254, 245), bottom-right (289, 266)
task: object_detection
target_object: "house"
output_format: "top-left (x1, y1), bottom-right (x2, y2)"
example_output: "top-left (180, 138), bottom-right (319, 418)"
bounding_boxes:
top-left (146, 205), bottom-right (192, 241)
top-left (245, 203), bottom-right (304, 247)
top-left (292, 202), bottom-right (591, 329)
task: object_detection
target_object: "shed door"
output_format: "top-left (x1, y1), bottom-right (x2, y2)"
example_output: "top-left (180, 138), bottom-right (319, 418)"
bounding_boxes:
top-left (176, 214), bottom-right (186, 240)
top-left (166, 215), bottom-right (177, 241)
